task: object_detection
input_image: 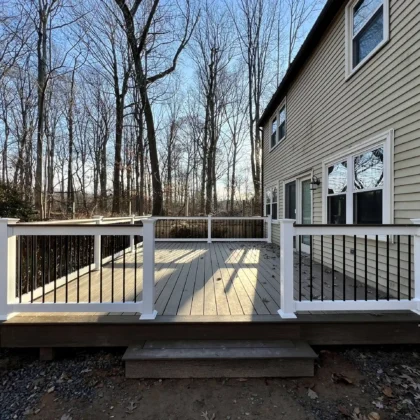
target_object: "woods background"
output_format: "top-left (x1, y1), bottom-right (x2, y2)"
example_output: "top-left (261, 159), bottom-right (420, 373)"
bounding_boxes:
top-left (0, 0), bottom-right (323, 219)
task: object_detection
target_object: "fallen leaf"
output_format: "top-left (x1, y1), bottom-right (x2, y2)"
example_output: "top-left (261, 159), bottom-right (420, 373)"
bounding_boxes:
top-left (61, 415), bottom-right (72, 420)
top-left (237, 378), bottom-right (247, 382)
top-left (307, 388), bottom-right (318, 400)
top-left (338, 405), bottom-right (352, 417)
top-left (201, 412), bottom-right (215, 420)
top-left (372, 401), bottom-right (383, 409)
top-left (126, 401), bottom-right (137, 414)
top-left (47, 386), bottom-right (55, 394)
top-left (382, 386), bottom-right (393, 398)
top-left (368, 413), bottom-right (380, 420)
top-left (332, 373), bottom-right (353, 385)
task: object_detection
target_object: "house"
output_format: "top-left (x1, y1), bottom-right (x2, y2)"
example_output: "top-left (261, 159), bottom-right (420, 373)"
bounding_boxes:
top-left (259, 0), bottom-right (420, 299)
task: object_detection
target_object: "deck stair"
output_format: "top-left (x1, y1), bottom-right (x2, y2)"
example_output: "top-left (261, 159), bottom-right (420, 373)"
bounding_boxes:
top-left (123, 340), bottom-right (317, 378)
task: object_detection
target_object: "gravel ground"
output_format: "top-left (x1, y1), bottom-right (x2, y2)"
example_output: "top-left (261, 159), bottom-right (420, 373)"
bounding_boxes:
top-left (1, 346), bottom-right (420, 420)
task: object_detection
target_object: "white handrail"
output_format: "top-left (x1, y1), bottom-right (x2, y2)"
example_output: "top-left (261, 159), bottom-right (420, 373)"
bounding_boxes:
top-left (0, 216), bottom-right (157, 321)
top-left (278, 218), bottom-right (420, 318)
top-left (154, 215), bottom-right (271, 243)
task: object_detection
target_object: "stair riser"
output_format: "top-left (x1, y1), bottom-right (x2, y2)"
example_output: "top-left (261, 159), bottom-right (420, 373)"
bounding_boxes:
top-left (125, 358), bottom-right (314, 378)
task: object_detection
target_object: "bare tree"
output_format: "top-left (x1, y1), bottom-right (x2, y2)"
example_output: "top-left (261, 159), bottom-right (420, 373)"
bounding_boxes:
top-left (229, 0), bottom-right (278, 214)
top-left (113, 0), bottom-right (198, 215)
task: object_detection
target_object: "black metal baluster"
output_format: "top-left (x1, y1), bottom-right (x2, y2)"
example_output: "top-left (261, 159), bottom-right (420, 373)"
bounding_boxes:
top-left (386, 235), bottom-right (390, 300)
top-left (112, 236), bottom-right (115, 303)
top-left (299, 236), bottom-right (302, 301)
top-left (100, 237), bottom-right (103, 303)
top-left (31, 236), bottom-right (36, 303)
top-left (123, 242), bottom-right (126, 303)
top-left (18, 236), bottom-right (22, 303)
top-left (321, 236), bottom-right (324, 301)
top-left (364, 235), bottom-right (368, 301)
top-left (408, 235), bottom-right (412, 301)
top-left (77, 236), bottom-right (80, 303)
top-left (332, 235), bottom-right (335, 301)
top-left (26, 236), bottom-right (30, 297)
top-left (65, 236), bottom-right (69, 303)
top-left (59, 236), bottom-right (62, 279)
top-left (88, 235), bottom-right (92, 303)
top-left (342, 235), bottom-right (346, 301)
top-left (309, 235), bottom-right (313, 301)
top-left (42, 236), bottom-right (45, 303)
top-left (353, 235), bottom-right (357, 301)
top-left (47, 236), bottom-right (50, 287)
top-left (134, 242), bottom-right (137, 303)
top-left (53, 237), bottom-right (57, 303)
top-left (397, 235), bottom-right (401, 301)
top-left (375, 235), bottom-right (379, 301)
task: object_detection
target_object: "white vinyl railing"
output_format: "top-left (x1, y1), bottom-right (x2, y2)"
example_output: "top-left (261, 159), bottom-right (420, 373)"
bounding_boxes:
top-left (0, 216), bottom-right (157, 321)
top-left (278, 219), bottom-right (420, 318)
top-left (154, 215), bottom-right (272, 243)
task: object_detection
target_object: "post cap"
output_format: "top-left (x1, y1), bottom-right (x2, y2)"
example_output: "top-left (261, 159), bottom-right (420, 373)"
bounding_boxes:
top-left (0, 218), bottom-right (20, 224)
top-left (92, 215), bottom-right (104, 220)
top-left (142, 217), bottom-right (157, 224)
top-left (279, 219), bottom-right (296, 224)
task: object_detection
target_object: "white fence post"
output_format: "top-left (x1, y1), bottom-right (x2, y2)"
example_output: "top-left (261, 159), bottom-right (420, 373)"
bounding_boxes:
top-left (411, 219), bottom-right (420, 314)
top-left (93, 215), bottom-right (103, 271)
top-left (130, 215), bottom-right (135, 253)
top-left (267, 215), bottom-right (272, 243)
top-left (0, 218), bottom-right (20, 320)
top-left (278, 219), bottom-right (297, 318)
top-left (207, 214), bottom-right (212, 244)
top-left (140, 218), bottom-right (157, 320)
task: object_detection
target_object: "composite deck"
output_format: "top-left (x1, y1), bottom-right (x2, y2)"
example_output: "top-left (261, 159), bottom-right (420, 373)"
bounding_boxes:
top-left (2, 242), bottom-right (420, 348)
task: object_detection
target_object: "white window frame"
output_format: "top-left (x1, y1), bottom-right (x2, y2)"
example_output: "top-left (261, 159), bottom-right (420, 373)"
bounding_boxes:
top-left (282, 173), bottom-right (313, 221)
top-left (345, 0), bottom-right (390, 79)
top-left (322, 130), bottom-right (394, 227)
top-left (283, 172), bottom-right (314, 252)
top-left (264, 184), bottom-right (279, 221)
top-left (270, 99), bottom-right (287, 151)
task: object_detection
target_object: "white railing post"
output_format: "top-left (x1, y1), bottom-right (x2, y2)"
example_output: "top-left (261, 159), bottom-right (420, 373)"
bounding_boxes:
top-left (0, 218), bottom-right (20, 320)
top-left (130, 214), bottom-right (135, 253)
top-left (278, 219), bottom-right (297, 318)
top-left (93, 215), bottom-right (103, 271)
top-left (411, 219), bottom-right (420, 314)
top-left (266, 215), bottom-right (272, 243)
top-left (140, 218), bottom-right (157, 320)
top-left (207, 214), bottom-right (212, 243)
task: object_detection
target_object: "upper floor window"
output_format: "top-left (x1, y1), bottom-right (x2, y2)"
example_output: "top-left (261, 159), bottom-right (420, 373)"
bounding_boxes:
top-left (323, 130), bottom-right (393, 225)
top-left (270, 102), bottom-right (286, 150)
top-left (345, 0), bottom-right (389, 77)
top-left (278, 106), bottom-right (286, 141)
top-left (271, 118), bottom-right (277, 148)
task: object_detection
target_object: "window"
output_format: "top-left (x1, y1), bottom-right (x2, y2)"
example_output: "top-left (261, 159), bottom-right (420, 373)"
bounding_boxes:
top-left (327, 161), bottom-right (347, 224)
top-left (278, 106), bottom-right (286, 141)
top-left (265, 189), bottom-right (271, 216)
top-left (271, 118), bottom-right (277, 149)
top-left (323, 131), bottom-right (393, 225)
top-left (265, 186), bottom-right (278, 219)
top-left (345, 0), bottom-right (389, 76)
top-left (270, 102), bottom-right (286, 150)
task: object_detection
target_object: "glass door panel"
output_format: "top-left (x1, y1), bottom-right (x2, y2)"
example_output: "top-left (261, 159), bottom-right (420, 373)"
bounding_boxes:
top-left (301, 179), bottom-right (312, 253)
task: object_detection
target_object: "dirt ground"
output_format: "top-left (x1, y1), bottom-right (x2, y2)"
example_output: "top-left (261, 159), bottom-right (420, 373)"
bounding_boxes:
top-left (1, 346), bottom-right (420, 420)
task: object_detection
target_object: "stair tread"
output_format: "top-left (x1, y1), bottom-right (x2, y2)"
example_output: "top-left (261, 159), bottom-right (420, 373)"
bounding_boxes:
top-left (123, 340), bottom-right (317, 361)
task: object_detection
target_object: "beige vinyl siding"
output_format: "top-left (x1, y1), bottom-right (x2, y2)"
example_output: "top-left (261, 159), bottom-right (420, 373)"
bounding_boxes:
top-left (263, 0), bottom-right (420, 297)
